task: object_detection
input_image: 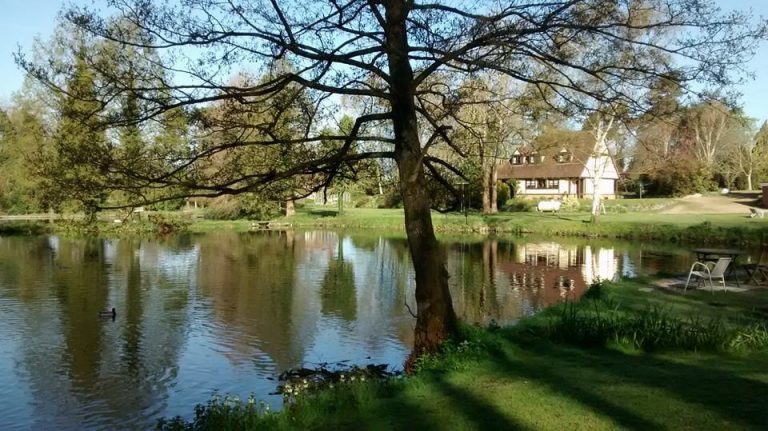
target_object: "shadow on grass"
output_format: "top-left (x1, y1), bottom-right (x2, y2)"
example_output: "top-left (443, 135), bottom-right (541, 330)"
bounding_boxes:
top-left (320, 378), bottom-right (531, 431)
top-left (430, 378), bottom-right (531, 430)
top-left (491, 333), bottom-right (768, 429)
top-left (307, 209), bottom-right (340, 217)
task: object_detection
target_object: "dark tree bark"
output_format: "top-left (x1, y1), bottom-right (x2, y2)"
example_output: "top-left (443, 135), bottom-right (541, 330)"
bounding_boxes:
top-left (384, 1), bottom-right (457, 360)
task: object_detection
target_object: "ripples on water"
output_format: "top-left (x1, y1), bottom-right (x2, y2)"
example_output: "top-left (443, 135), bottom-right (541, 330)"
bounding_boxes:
top-left (0, 231), bottom-right (743, 429)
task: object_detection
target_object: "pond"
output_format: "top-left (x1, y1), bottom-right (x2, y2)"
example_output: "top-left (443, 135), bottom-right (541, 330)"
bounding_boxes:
top-left (0, 230), bottom-right (756, 429)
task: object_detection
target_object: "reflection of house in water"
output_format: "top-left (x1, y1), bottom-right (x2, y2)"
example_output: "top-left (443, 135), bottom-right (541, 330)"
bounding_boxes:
top-left (443, 240), bottom-right (627, 328)
top-left (497, 242), bottom-right (619, 312)
top-left (504, 242), bottom-right (587, 306)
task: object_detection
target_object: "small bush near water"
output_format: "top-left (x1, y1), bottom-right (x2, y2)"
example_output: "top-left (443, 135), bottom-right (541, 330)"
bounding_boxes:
top-left (156, 393), bottom-right (278, 430)
top-left (538, 284), bottom-right (768, 353)
top-left (156, 362), bottom-right (402, 431)
top-left (0, 221), bottom-right (50, 235)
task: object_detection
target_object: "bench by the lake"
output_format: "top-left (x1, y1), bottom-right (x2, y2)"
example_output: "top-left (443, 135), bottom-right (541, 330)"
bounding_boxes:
top-left (537, 200), bottom-right (562, 212)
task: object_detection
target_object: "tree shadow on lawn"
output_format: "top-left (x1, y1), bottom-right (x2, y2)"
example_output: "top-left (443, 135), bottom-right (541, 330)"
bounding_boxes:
top-left (492, 333), bottom-right (768, 429)
top-left (307, 209), bottom-right (340, 217)
top-left (323, 337), bottom-right (766, 430)
top-left (334, 377), bottom-right (530, 431)
top-left (551, 215), bottom-right (589, 222)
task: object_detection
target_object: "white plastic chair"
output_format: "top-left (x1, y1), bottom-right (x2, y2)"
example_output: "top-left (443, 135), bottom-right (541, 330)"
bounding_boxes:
top-left (684, 257), bottom-right (731, 293)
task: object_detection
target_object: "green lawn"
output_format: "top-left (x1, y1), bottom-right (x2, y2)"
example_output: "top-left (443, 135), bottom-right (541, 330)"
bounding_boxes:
top-left (161, 281), bottom-right (768, 430)
top-left (185, 206), bottom-right (768, 244)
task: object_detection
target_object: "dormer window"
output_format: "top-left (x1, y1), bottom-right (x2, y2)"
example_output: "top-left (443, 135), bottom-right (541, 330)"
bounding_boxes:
top-left (556, 149), bottom-right (571, 163)
top-left (525, 152), bottom-right (540, 164)
top-left (512, 155), bottom-right (522, 165)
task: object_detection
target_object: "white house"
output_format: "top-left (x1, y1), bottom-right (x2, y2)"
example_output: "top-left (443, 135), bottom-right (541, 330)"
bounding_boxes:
top-left (497, 133), bottom-right (619, 199)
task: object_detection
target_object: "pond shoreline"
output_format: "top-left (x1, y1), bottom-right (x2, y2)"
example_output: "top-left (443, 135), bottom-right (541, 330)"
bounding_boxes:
top-left (3, 210), bottom-right (767, 246)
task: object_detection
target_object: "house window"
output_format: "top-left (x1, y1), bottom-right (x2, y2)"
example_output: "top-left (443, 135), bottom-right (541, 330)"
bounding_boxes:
top-left (523, 153), bottom-right (540, 164)
top-left (512, 155), bottom-right (521, 165)
top-left (555, 151), bottom-right (571, 163)
top-left (525, 179), bottom-right (559, 189)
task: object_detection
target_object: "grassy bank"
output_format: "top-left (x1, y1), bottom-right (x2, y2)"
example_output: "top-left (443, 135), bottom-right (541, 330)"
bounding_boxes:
top-left (5, 205), bottom-right (767, 245)
top-left (159, 280), bottom-right (768, 430)
top-left (257, 206), bottom-right (768, 245)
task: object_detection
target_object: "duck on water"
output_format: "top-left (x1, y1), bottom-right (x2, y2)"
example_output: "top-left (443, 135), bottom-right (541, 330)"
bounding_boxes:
top-left (99, 308), bottom-right (116, 318)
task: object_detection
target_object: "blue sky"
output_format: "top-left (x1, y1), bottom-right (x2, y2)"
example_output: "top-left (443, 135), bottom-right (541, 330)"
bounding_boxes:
top-left (1, 0), bottom-right (767, 121)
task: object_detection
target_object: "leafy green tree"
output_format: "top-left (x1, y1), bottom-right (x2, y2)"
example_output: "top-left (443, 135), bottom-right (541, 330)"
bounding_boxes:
top-left (754, 121), bottom-right (768, 185)
top-left (36, 41), bottom-right (109, 218)
top-left (0, 94), bottom-right (50, 213)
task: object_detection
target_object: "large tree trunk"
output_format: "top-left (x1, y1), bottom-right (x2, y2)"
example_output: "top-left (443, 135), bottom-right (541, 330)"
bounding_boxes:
top-left (398, 148), bottom-right (458, 365)
top-left (384, 1), bottom-right (458, 369)
top-left (284, 199), bottom-right (295, 217)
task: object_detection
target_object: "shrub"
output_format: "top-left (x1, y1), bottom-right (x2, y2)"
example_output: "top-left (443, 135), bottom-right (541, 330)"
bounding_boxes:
top-left (502, 198), bottom-right (534, 212)
top-left (0, 221), bottom-right (50, 235)
top-left (560, 195), bottom-right (580, 212)
top-left (204, 195), bottom-right (280, 220)
top-left (353, 195), bottom-right (375, 208)
top-left (582, 279), bottom-right (606, 300)
top-left (147, 213), bottom-right (191, 234)
top-left (377, 188), bottom-right (402, 208)
top-left (496, 181), bottom-right (510, 209)
top-left (156, 393), bottom-right (276, 430)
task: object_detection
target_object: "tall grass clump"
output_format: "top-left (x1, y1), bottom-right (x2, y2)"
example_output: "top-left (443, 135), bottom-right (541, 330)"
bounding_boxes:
top-left (538, 284), bottom-right (768, 353)
top-left (410, 324), bottom-right (502, 373)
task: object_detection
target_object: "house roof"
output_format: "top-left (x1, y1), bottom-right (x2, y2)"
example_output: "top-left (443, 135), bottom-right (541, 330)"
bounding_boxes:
top-left (497, 129), bottom-right (616, 180)
top-left (497, 160), bottom-right (585, 179)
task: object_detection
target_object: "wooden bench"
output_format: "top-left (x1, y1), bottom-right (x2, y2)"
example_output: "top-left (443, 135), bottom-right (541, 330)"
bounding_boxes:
top-left (750, 208), bottom-right (765, 218)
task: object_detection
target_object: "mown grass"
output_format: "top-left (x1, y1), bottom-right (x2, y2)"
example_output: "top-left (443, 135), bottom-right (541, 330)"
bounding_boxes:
top-left (7, 201), bottom-right (766, 245)
top-left (158, 280), bottom-right (768, 430)
top-left (257, 206), bottom-right (768, 245)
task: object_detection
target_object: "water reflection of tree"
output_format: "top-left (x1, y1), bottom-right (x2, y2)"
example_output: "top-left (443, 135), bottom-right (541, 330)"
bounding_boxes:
top-left (196, 230), bottom-right (302, 370)
top-left (320, 238), bottom-right (356, 321)
top-left (0, 236), bottom-right (192, 428)
top-left (446, 240), bottom-right (502, 326)
top-left (54, 238), bottom-right (111, 391)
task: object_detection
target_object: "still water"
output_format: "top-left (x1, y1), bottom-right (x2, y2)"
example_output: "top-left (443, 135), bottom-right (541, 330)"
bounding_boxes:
top-left (0, 230), bottom-right (730, 429)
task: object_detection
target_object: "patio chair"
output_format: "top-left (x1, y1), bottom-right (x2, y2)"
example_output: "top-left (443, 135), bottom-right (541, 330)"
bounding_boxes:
top-left (684, 257), bottom-right (732, 293)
